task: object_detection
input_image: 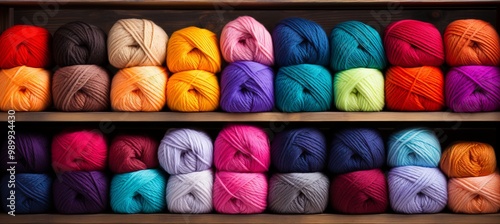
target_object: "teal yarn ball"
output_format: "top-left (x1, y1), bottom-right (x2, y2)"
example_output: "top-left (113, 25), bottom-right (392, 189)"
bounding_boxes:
top-left (334, 68), bottom-right (385, 111)
top-left (111, 169), bottom-right (167, 213)
top-left (330, 21), bottom-right (386, 71)
top-left (387, 128), bottom-right (441, 168)
top-left (275, 64), bottom-right (333, 112)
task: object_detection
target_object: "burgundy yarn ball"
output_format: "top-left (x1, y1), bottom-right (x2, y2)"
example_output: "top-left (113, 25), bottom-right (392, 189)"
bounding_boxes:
top-left (1, 132), bottom-right (51, 173)
top-left (109, 134), bottom-right (159, 173)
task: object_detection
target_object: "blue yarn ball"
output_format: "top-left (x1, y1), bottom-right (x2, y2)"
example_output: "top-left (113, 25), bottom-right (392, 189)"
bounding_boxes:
top-left (271, 128), bottom-right (326, 173)
top-left (111, 169), bottom-right (167, 213)
top-left (330, 21), bottom-right (386, 71)
top-left (1, 173), bottom-right (52, 214)
top-left (275, 64), bottom-right (333, 112)
top-left (328, 128), bottom-right (385, 174)
top-left (272, 17), bottom-right (330, 67)
top-left (387, 128), bottom-right (441, 168)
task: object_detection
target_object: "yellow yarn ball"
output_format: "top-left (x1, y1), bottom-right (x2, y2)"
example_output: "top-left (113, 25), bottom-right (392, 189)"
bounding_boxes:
top-left (167, 70), bottom-right (220, 112)
top-left (334, 68), bottom-right (385, 111)
top-left (0, 66), bottom-right (51, 111)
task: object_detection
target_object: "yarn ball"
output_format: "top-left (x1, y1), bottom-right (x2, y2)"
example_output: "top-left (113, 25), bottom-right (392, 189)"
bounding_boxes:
top-left (107, 18), bottom-right (168, 69)
top-left (385, 66), bottom-right (444, 111)
top-left (440, 141), bottom-right (496, 178)
top-left (0, 25), bottom-right (51, 69)
top-left (52, 65), bottom-right (110, 112)
top-left (445, 65), bottom-right (500, 112)
top-left (214, 124), bottom-right (270, 173)
top-left (111, 66), bottom-right (168, 112)
top-left (167, 170), bottom-right (213, 214)
top-left (220, 61), bottom-right (274, 112)
top-left (220, 16), bottom-right (274, 66)
top-left (166, 70), bottom-right (219, 112)
top-left (330, 21), bottom-right (386, 71)
top-left (0, 132), bottom-right (50, 173)
top-left (271, 128), bottom-right (326, 173)
top-left (0, 66), bottom-right (51, 112)
top-left (388, 166), bottom-right (447, 214)
top-left (268, 172), bottom-right (329, 214)
top-left (330, 169), bottom-right (388, 214)
top-left (444, 19), bottom-right (500, 66)
top-left (275, 64), bottom-right (332, 112)
top-left (52, 129), bottom-right (107, 173)
top-left (387, 128), bottom-right (441, 168)
top-left (111, 169), bottom-right (167, 214)
top-left (109, 134), bottom-right (159, 174)
top-left (272, 17), bottom-right (330, 67)
top-left (213, 171), bottom-right (267, 214)
top-left (53, 21), bottom-right (107, 66)
top-left (1, 174), bottom-right (52, 214)
top-left (158, 128), bottom-right (213, 175)
top-left (328, 128), bottom-right (385, 174)
top-left (448, 172), bottom-right (500, 214)
top-left (53, 171), bottom-right (108, 214)
top-left (167, 26), bottom-right (221, 73)
top-left (333, 68), bottom-right (385, 112)
top-left (383, 20), bottom-right (444, 67)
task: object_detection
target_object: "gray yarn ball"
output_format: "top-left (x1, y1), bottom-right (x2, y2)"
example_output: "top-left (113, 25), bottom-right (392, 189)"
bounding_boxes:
top-left (166, 169), bottom-right (213, 213)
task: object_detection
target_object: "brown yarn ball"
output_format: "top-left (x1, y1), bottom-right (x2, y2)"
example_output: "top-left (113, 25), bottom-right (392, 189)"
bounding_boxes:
top-left (440, 141), bottom-right (497, 178)
top-left (52, 65), bottom-right (110, 111)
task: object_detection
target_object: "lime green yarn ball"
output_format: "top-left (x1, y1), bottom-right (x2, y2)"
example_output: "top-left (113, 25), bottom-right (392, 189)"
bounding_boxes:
top-left (334, 68), bottom-right (385, 111)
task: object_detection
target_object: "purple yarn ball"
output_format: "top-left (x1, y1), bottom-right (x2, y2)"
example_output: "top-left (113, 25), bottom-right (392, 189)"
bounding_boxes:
top-left (1, 132), bottom-right (50, 173)
top-left (445, 65), bottom-right (500, 112)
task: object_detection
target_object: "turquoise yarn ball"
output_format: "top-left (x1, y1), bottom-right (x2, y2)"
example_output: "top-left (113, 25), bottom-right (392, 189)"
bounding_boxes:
top-left (387, 128), bottom-right (441, 168)
top-left (330, 21), bottom-right (386, 71)
top-left (111, 169), bottom-right (167, 213)
top-left (275, 64), bottom-right (333, 112)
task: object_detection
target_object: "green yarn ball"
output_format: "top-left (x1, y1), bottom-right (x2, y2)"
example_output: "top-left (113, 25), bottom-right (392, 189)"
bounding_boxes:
top-left (334, 68), bottom-right (385, 111)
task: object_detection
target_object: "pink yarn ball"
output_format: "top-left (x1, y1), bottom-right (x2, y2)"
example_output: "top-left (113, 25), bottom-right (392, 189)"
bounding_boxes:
top-left (213, 171), bottom-right (268, 214)
top-left (214, 124), bottom-right (270, 172)
top-left (220, 16), bottom-right (274, 66)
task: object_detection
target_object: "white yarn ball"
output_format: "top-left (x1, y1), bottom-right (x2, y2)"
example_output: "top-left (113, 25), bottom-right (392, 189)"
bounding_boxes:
top-left (167, 169), bottom-right (214, 213)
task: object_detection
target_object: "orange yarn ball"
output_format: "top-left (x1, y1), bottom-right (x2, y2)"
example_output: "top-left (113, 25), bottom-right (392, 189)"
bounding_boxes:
top-left (111, 66), bottom-right (168, 112)
top-left (440, 142), bottom-right (497, 178)
top-left (445, 19), bottom-right (500, 66)
top-left (0, 66), bottom-right (51, 111)
top-left (166, 70), bottom-right (220, 112)
top-left (385, 66), bottom-right (444, 111)
top-left (448, 172), bottom-right (500, 214)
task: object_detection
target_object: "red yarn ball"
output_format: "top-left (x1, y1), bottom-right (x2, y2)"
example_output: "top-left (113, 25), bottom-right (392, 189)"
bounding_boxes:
top-left (109, 134), bottom-right (159, 173)
top-left (0, 25), bottom-right (52, 69)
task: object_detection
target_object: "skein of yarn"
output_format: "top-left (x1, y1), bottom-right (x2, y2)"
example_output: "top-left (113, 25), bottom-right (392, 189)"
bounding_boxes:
top-left (383, 20), bottom-right (444, 67)
top-left (53, 171), bottom-right (108, 214)
top-left (167, 170), bottom-right (213, 213)
top-left (0, 25), bottom-right (52, 69)
top-left (53, 21), bottom-right (107, 66)
top-left (52, 65), bottom-right (110, 112)
top-left (275, 64), bottom-right (332, 112)
top-left (333, 68), bottom-right (385, 111)
top-left (268, 172), bottom-right (329, 214)
top-left (445, 66), bottom-right (500, 112)
top-left (111, 66), bottom-right (168, 112)
top-left (387, 128), bottom-right (441, 168)
top-left (52, 129), bottom-right (107, 172)
top-left (1, 174), bottom-right (52, 214)
top-left (388, 166), bottom-right (447, 214)
top-left (272, 17), bottom-right (330, 67)
top-left (0, 66), bottom-right (51, 112)
top-left (328, 128), bottom-right (385, 174)
top-left (330, 21), bottom-right (386, 71)
top-left (158, 128), bottom-right (213, 175)
top-left (440, 141), bottom-right (496, 178)
top-left (214, 124), bottom-right (270, 173)
top-left (330, 169), bottom-right (388, 214)
top-left (444, 19), bottom-right (500, 66)
top-left (385, 66), bottom-right (444, 111)
top-left (107, 18), bottom-right (168, 69)
top-left (220, 16), bottom-right (274, 66)
top-left (111, 169), bottom-right (167, 214)
top-left (166, 70), bottom-right (219, 112)
top-left (271, 128), bottom-right (326, 173)
top-left (167, 26), bottom-right (221, 73)
top-left (109, 134), bottom-right (159, 174)
top-left (213, 172), bottom-right (267, 214)
top-left (220, 61), bottom-right (274, 113)
top-left (448, 172), bottom-right (500, 214)
top-left (0, 132), bottom-right (50, 173)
